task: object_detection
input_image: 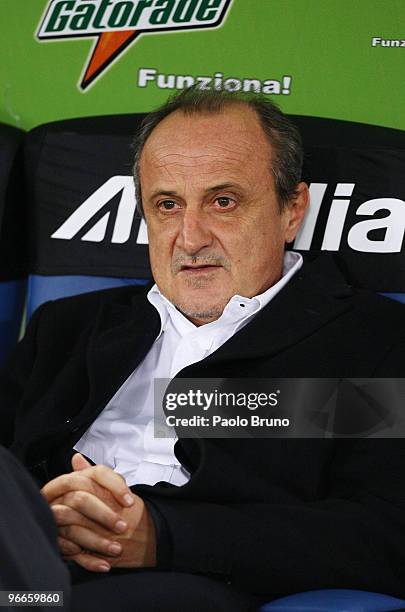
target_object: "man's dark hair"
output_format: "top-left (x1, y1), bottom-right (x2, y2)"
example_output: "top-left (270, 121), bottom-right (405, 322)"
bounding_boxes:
top-left (132, 87), bottom-right (303, 215)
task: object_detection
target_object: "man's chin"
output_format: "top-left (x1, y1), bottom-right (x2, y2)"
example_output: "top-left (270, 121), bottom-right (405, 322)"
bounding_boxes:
top-left (173, 298), bottom-right (228, 325)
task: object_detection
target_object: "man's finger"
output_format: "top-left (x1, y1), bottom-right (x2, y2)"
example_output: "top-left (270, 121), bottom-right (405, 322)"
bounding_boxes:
top-left (52, 493), bottom-right (128, 534)
top-left (42, 465), bottom-right (134, 508)
top-left (42, 472), bottom-right (97, 504)
top-left (83, 464), bottom-right (134, 507)
top-left (51, 503), bottom-right (109, 533)
top-left (71, 453), bottom-right (92, 472)
top-left (68, 552), bottom-right (111, 573)
top-left (58, 524), bottom-right (122, 558)
top-left (58, 536), bottom-right (82, 556)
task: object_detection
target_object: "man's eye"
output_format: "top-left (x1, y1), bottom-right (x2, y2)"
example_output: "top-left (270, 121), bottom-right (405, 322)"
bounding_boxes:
top-left (159, 200), bottom-right (178, 211)
top-left (215, 197), bottom-right (235, 209)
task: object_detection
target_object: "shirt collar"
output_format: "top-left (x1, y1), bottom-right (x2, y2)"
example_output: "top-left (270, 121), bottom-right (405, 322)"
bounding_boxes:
top-left (147, 251), bottom-right (303, 340)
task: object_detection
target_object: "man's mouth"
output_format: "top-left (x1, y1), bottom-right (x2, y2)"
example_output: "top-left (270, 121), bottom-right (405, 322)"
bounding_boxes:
top-left (179, 264), bottom-right (222, 273)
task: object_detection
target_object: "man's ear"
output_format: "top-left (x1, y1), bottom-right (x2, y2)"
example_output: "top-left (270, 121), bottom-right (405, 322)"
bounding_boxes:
top-left (283, 182), bottom-right (309, 244)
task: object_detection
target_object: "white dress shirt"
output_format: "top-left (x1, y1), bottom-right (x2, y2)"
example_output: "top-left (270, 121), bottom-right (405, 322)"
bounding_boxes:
top-left (74, 251), bottom-right (303, 486)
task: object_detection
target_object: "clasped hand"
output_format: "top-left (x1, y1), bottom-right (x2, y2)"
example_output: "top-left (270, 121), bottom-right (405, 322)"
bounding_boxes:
top-left (41, 454), bottom-right (156, 573)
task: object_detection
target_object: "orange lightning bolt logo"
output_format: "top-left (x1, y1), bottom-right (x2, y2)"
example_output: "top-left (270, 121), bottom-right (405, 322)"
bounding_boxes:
top-left (36, 0), bottom-right (233, 92)
top-left (81, 30), bottom-right (140, 90)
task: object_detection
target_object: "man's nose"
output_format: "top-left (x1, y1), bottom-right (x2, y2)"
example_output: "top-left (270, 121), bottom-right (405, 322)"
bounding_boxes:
top-left (178, 209), bottom-right (213, 255)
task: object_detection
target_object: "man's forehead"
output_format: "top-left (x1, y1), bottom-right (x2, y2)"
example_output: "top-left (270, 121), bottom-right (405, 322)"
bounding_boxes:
top-left (140, 105), bottom-right (272, 171)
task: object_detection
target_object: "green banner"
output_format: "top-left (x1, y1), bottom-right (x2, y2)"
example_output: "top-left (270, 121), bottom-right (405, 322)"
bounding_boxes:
top-left (1, 0), bottom-right (404, 130)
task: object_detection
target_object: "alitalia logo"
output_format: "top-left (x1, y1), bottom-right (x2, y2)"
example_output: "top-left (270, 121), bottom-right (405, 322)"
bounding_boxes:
top-left (36, 0), bottom-right (233, 90)
top-left (51, 178), bottom-right (405, 254)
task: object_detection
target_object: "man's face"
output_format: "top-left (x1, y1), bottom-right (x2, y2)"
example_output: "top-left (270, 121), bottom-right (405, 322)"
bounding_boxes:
top-left (140, 104), bottom-right (308, 325)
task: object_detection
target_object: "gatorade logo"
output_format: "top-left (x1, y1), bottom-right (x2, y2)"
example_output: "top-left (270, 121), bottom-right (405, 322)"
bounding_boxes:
top-left (36, 0), bottom-right (233, 90)
top-left (51, 178), bottom-right (405, 254)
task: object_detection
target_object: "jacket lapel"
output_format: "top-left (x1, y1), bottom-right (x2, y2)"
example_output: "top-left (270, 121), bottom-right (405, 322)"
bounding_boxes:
top-left (85, 255), bottom-right (355, 399)
top-left (33, 256), bottom-right (353, 442)
top-left (83, 293), bottom-right (160, 423)
top-left (23, 254), bottom-right (354, 470)
top-left (178, 255), bottom-right (354, 370)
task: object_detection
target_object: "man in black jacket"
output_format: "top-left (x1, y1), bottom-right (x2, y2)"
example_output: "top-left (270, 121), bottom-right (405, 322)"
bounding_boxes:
top-left (1, 89), bottom-right (405, 611)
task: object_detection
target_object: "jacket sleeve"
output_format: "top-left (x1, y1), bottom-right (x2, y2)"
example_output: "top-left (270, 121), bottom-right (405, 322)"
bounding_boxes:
top-left (138, 337), bottom-right (405, 597)
top-left (140, 435), bottom-right (405, 598)
top-left (0, 304), bottom-right (47, 447)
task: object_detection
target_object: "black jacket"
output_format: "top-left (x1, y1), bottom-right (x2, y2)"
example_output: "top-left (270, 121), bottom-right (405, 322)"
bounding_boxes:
top-left (1, 255), bottom-right (405, 598)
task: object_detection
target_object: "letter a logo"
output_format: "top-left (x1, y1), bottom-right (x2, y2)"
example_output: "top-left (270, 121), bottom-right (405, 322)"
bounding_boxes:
top-left (51, 176), bottom-right (147, 244)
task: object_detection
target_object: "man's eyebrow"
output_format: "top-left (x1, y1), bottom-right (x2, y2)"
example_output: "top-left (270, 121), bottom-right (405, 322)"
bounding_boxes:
top-left (149, 189), bottom-right (178, 199)
top-left (149, 183), bottom-right (243, 199)
top-left (204, 183), bottom-right (243, 194)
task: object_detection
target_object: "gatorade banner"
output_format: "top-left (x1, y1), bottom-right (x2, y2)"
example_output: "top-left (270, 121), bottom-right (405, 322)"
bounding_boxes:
top-left (0, 1), bottom-right (404, 132)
